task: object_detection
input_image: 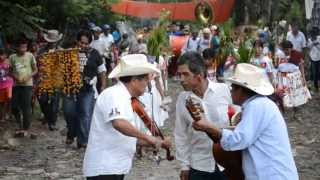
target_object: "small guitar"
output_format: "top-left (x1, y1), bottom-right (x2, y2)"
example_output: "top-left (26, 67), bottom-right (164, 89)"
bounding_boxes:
top-left (185, 97), bottom-right (244, 180)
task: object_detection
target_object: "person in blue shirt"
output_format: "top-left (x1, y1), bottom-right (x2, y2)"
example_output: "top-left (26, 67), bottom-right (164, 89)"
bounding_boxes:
top-left (190, 63), bottom-right (299, 180)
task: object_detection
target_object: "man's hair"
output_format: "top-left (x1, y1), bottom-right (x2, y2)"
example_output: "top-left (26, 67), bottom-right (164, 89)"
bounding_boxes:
top-left (119, 74), bottom-right (148, 83)
top-left (77, 30), bottom-right (93, 43)
top-left (16, 39), bottom-right (28, 47)
top-left (202, 48), bottom-right (216, 60)
top-left (253, 39), bottom-right (263, 48)
top-left (232, 84), bottom-right (257, 97)
top-left (177, 51), bottom-right (207, 77)
top-left (281, 40), bottom-right (293, 49)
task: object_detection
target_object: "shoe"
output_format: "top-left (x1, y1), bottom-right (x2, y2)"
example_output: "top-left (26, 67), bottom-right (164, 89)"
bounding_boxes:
top-left (48, 125), bottom-right (58, 131)
top-left (66, 137), bottom-right (74, 145)
top-left (77, 143), bottom-right (87, 149)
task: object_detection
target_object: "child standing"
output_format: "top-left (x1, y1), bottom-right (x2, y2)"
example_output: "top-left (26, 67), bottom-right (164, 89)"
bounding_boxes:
top-left (9, 39), bottom-right (37, 134)
top-left (0, 49), bottom-right (13, 122)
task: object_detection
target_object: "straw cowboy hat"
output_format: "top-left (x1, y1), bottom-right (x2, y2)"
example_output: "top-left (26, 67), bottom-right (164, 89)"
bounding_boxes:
top-left (225, 63), bottom-right (274, 96)
top-left (44, 30), bottom-right (63, 43)
top-left (108, 54), bottom-right (160, 78)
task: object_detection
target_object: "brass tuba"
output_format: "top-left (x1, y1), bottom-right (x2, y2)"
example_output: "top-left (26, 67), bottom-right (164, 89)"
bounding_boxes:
top-left (195, 1), bottom-right (214, 24)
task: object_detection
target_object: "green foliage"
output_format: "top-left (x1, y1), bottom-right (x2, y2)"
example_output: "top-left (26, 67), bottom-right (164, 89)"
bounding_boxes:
top-left (216, 19), bottom-right (237, 65)
top-left (147, 11), bottom-right (171, 58)
top-left (285, 0), bottom-right (304, 27)
top-left (0, 0), bottom-right (121, 42)
top-left (237, 38), bottom-right (253, 64)
top-left (0, 1), bottom-right (44, 39)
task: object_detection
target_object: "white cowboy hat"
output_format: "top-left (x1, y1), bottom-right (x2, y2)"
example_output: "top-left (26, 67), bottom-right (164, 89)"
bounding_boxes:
top-left (203, 28), bottom-right (211, 34)
top-left (210, 25), bottom-right (218, 31)
top-left (108, 54), bottom-right (160, 78)
top-left (44, 30), bottom-right (63, 43)
top-left (224, 63), bottom-right (274, 96)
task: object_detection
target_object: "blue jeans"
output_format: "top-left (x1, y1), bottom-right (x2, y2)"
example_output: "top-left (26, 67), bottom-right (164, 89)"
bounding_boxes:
top-left (63, 88), bottom-right (95, 145)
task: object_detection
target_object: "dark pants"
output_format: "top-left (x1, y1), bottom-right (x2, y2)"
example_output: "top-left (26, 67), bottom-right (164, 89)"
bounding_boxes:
top-left (311, 60), bottom-right (320, 89)
top-left (63, 88), bottom-right (95, 145)
top-left (189, 167), bottom-right (226, 180)
top-left (38, 91), bottom-right (60, 126)
top-left (12, 86), bottom-right (33, 130)
top-left (87, 175), bottom-right (124, 180)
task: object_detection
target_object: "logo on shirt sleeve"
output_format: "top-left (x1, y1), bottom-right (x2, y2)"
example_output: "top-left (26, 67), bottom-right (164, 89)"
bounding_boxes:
top-left (108, 108), bottom-right (121, 117)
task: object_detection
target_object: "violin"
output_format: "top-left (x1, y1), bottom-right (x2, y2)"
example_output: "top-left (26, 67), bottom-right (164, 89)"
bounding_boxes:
top-left (131, 97), bottom-right (174, 161)
top-left (185, 97), bottom-right (244, 180)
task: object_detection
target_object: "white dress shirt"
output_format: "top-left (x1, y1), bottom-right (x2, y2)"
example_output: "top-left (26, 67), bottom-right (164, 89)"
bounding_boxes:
top-left (221, 96), bottom-right (298, 180)
top-left (83, 82), bottom-right (142, 177)
top-left (181, 37), bottom-right (200, 54)
top-left (286, 31), bottom-right (306, 52)
top-left (175, 81), bottom-right (232, 172)
top-left (307, 37), bottom-right (320, 61)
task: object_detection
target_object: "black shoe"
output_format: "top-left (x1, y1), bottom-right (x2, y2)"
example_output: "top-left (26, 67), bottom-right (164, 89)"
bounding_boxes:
top-left (77, 143), bottom-right (87, 149)
top-left (48, 125), bottom-right (58, 131)
top-left (66, 137), bottom-right (74, 145)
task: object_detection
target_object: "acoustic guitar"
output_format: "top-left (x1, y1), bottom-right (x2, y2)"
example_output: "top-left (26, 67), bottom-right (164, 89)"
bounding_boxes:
top-left (185, 97), bottom-right (244, 180)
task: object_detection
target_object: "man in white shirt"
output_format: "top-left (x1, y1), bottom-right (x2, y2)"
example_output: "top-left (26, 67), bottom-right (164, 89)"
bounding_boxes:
top-left (181, 30), bottom-right (200, 54)
top-left (286, 24), bottom-right (306, 52)
top-left (90, 26), bottom-right (107, 56)
top-left (83, 54), bottom-right (171, 180)
top-left (198, 28), bottom-right (212, 54)
top-left (100, 24), bottom-right (115, 50)
top-left (191, 63), bottom-right (299, 180)
top-left (307, 27), bottom-right (320, 91)
top-left (175, 52), bottom-right (231, 180)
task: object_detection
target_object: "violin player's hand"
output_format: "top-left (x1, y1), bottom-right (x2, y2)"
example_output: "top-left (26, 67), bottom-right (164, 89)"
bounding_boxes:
top-left (160, 137), bottom-right (172, 149)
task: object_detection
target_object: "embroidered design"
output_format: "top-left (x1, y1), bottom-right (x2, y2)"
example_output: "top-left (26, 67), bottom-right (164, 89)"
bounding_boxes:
top-left (108, 108), bottom-right (120, 117)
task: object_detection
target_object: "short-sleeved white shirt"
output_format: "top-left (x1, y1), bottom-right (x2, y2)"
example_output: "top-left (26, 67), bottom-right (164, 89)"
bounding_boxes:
top-left (286, 31), bottom-right (306, 52)
top-left (83, 82), bottom-right (141, 177)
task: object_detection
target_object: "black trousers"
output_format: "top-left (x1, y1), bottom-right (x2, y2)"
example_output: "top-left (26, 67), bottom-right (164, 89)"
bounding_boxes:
top-left (38, 91), bottom-right (60, 126)
top-left (87, 175), bottom-right (124, 180)
top-left (12, 86), bottom-right (33, 130)
top-left (311, 60), bottom-right (320, 89)
top-left (189, 167), bottom-right (226, 180)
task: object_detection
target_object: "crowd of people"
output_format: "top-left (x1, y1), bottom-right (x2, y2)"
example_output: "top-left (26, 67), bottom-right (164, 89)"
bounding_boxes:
top-left (0, 19), bottom-right (319, 180)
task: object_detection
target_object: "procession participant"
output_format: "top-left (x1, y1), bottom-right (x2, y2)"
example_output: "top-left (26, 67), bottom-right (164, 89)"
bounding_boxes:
top-left (83, 54), bottom-right (171, 180)
top-left (191, 63), bottom-right (299, 180)
top-left (63, 30), bottom-right (107, 148)
top-left (210, 25), bottom-right (220, 53)
top-left (307, 27), bottom-right (320, 91)
top-left (181, 30), bottom-right (200, 55)
top-left (90, 26), bottom-right (106, 56)
top-left (37, 29), bottom-right (63, 130)
top-left (250, 39), bottom-right (274, 84)
top-left (0, 49), bottom-right (13, 123)
top-left (9, 39), bottom-right (38, 135)
top-left (286, 23), bottom-right (306, 53)
top-left (198, 28), bottom-right (211, 54)
top-left (175, 51), bottom-right (231, 180)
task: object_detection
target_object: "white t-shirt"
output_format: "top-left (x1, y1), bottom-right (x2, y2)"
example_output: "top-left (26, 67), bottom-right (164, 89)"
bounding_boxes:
top-left (100, 34), bottom-right (114, 50)
top-left (307, 37), bottom-right (320, 61)
top-left (83, 82), bottom-right (142, 177)
top-left (286, 31), bottom-right (306, 52)
top-left (90, 39), bottom-right (107, 56)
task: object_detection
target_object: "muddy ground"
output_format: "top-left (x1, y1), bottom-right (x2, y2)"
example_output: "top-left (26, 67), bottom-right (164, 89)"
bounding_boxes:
top-left (0, 80), bottom-right (319, 180)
